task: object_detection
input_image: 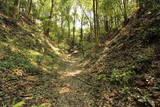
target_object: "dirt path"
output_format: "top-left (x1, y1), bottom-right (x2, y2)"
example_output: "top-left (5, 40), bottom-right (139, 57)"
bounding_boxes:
top-left (53, 54), bottom-right (96, 107)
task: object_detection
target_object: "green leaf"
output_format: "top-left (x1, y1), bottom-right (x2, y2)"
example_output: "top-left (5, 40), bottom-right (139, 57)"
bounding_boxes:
top-left (13, 101), bottom-right (25, 107)
top-left (147, 99), bottom-right (155, 107)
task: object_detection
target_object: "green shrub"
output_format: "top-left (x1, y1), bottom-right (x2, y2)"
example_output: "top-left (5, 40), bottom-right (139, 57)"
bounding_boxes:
top-left (138, 94), bottom-right (155, 107)
top-left (134, 55), bottom-right (152, 74)
top-left (13, 101), bottom-right (25, 107)
top-left (0, 52), bottom-right (41, 73)
top-left (109, 68), bottom-right (136, 85)
top-left (0, 61), bottom-right (14, 71)
top-left (121, 87), bottom-right (131, 95)
top-left (96, 68), bottom-right (136, 85)
top-left (13, 101), bottom-right (47, 107)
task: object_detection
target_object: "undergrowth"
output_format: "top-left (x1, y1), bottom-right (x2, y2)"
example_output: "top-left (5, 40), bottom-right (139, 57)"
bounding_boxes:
top-left (0, 13), bottom-right (62, 106)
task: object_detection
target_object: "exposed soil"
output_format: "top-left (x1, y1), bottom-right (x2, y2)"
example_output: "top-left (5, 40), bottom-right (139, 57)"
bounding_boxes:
top-left (53, 54), bottom-right (96, 107)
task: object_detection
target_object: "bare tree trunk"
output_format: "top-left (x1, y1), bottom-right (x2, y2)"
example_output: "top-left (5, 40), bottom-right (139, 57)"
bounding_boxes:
top-left (104, 20), bottom-right (109, 33)
top-left (67, 19), bottom-right (71, 38)
top-left (65, 6), bottom-right (71, 42)
top-left (28, 0), bottom-right (32, 15)
top-left (61, 14), bottom-right (64, 38)
top-left (122, 0), bottom-right (128, 25)
top-left (93, 0), bottom-right (99, 48)
top-left (96, 0), bottom-right (100, 45)
top-left (72, 8), bottom-right (76, 47)
top-left (73, 19), bottom-right (76, 46)
top-left (13, 0), bottom-right (20, 16)
top-left (80, 15), bottom-right (84, 56)
top-left (80, 15), bottom-right (84, 44)
top-left (45, 0), bottom-right (54, 36)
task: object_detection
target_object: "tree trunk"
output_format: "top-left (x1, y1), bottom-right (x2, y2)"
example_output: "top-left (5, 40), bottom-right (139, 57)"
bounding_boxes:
top-left (73, 19), bottom-right (76, 46)
top-left (96, 0), bottom-right (100, 45)
top-left (80, 16), bottom-right (84, 55)
top-left (80, 16), bottom-right (84, 44)
top-left (45, 0), bottom-right (54, 36)
top-left (67, 18), bottom-right (71, 38)
top-left (28, 0), bottom-right (32, 15)
top-left (13, 0), bottom-right (20, 16)
top-left (93, 0), bottom-right (99, 48)
top-left (61, 14), bottom-right (64, 39)
top-left (72, 8), bottom-right (76, 47)
top-left (123, 0), bottom-right (128, 25)
top-left (104, 20), bottom-right (109, 33)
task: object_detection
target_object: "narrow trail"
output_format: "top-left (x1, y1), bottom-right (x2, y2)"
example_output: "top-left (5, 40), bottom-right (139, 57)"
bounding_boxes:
top-left (53, 54), bottom-right (96, 107)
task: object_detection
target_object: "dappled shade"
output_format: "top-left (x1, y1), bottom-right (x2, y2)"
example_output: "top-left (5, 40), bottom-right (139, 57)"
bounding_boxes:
top-left (0, 0), bottom-right (160, 106)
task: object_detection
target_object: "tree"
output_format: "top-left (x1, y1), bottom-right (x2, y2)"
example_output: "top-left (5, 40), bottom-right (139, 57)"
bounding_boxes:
top-left (28, 0), bottom-right (33, 15)
top-left (44, 0), bottom-right (54, 36)
top-left (122, 0), bottom-right (128, 25)
top-left (65, 4), bottom-right (72, 40)
top-left (72, 7), bottom-right (77, 46)
top-left (13, 0), bottom-right (20, 16)
top-left (93, 0), bottom-right (99, 48)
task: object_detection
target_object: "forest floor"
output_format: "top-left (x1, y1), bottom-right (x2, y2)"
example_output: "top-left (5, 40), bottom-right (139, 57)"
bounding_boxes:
top-left (0, 13), bottom-right (98, 106)
top-left (1, 7), bottom-right (159, 106)
top-left (53, 53), bottom-right (96, 107)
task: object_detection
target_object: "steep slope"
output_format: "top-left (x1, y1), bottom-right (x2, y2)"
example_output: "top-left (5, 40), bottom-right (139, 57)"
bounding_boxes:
top-left (0, 13), bottom-right (65, 106)
top-left (89, 8), bottom-right (160, 106)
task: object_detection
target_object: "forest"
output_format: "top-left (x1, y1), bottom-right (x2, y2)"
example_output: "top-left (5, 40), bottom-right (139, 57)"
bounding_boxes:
top-left (0, 0), bottom-right (160, 106)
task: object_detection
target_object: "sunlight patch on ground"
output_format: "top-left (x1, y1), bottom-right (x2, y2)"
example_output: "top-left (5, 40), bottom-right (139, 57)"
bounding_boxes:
top-left (27, 75), bottom-right (38, 81)
top-left (12, 69), bottom-right (24, 76)
top-left (61, 70), bottom-right (82, 77)
top-left (28, 49), bottom-right (42, 56)
top-left (45, 39), bottom-right (60, 55)
top-left (59, 87), bottom-right (71, 94)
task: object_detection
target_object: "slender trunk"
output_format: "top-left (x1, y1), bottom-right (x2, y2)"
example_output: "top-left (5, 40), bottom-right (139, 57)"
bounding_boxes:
top-left (96, 0), bottom-right (99, 45)
top-left (93, 0), bottom-right (96, 43)
top-left (61, 14), bottom-right (64, 40)
top-left (45, 0), bottom-right (54, 36)
top-left (80, 16), bottom-right (84, 56)
top-left (123, 0), bottom-right (128, 25)
top-left (73, 18), bottom-right (76, 46)
top-left (14, 0), bottom-right (20, 16)
top-left (72, 8), bottom-right (76, 46)
top-left (66, 6), bottom-right (71, 42)
top-left (28, 0), bottom-right (32, 15)
top-left (80, 16), bottom-right (83, 44)
top-left (67, 19), bottom-right (71, 38)
top-left (104, 20), bottom-right (109, 33)
top-left (93, 0), bottom-right (99, 48)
